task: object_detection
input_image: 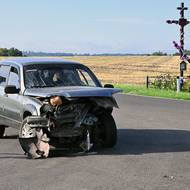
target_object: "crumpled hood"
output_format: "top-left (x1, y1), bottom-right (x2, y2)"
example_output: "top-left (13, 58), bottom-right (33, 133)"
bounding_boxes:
top-left (24, 86), bottom-right (122, 98)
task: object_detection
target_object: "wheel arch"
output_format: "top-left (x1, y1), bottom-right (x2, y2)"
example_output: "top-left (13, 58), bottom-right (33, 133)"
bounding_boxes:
top-left (22, 104), bottom-right (39, 119)
top-left (23, 111), bottom-right (32, 119)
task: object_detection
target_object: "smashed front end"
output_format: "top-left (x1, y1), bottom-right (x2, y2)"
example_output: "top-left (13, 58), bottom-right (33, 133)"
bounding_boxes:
top-left (19, 90), bottom-right (120, 159)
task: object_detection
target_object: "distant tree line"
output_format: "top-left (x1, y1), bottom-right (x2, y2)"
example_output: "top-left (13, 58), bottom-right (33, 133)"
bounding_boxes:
top-left (23, 50), bottom-right (190, 57)
top-left (23, 51), bottom-right (74, 57)
top-left (151, 51), bottom-right (168, 56)
top-left (24, 51), bottom-right (170, 57)
top-left (173, 50), bottom-right (190, 56)
top-left (0, 48), bottom-right (23, 56)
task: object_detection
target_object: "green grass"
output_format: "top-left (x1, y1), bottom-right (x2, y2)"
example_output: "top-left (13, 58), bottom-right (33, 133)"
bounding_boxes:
top-left (115, 84), bottom-right (190, 100)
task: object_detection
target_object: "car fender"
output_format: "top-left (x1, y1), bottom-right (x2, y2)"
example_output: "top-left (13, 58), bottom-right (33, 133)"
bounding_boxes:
top-left (23, 104), bottom-right (39, 117)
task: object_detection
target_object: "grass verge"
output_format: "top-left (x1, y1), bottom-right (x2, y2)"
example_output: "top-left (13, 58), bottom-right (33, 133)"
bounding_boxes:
top-left (115, 84), bottom-right (190, 100)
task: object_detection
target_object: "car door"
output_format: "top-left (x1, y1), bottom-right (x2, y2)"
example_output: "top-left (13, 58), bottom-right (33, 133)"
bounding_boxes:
top-left (0, 64), bottom-right (11, 126)
top-left (3, 66), bottom-right (23, 128)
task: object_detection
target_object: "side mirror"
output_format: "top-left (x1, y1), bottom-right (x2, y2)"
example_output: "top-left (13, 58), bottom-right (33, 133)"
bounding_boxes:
top-left (104, 84), bottom-right (114, 88)
top-left (4, 85), bottom-right (20, 94)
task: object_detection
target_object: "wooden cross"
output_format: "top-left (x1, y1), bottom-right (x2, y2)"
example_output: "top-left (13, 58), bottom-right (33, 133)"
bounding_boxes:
top-left (166, 2), bottom-right (190, 77)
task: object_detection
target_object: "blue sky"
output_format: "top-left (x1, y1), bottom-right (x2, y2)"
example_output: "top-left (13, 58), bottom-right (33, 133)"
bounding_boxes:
top-left (1, 0), bottom-right (190, 53)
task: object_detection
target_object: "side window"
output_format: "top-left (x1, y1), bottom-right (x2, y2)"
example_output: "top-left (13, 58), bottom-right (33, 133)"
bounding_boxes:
top-left (77, 69), bottom-right (96, 86)
top-left (0, 65), bottom-right (10, 87)
top-left (8, 67), bottom-right (20, 89)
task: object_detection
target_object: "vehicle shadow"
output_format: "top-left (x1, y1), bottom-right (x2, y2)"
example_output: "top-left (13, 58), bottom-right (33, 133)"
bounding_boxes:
top-left (2, 128), bottom-right (190, 159)
top-left (50, 128), bottom-right (190, 157)
top-left (2, 135), bottom-right (18, 139)
top-left (0, 153), bottom-right (26, 159)
top-left (98, 129), bottom-right (190, 155)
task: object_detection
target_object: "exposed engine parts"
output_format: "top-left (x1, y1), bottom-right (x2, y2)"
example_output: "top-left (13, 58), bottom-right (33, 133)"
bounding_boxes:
top-left (83, 114), bottom-right (98, 126)
top-left (19, 96), bottom-right (117, 159)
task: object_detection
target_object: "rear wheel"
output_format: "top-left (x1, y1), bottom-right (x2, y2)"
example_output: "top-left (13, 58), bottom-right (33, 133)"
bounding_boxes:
top-left (98, 112), bottom-right (117, 147)
top-left (0, 126), bottom-right (5, 138)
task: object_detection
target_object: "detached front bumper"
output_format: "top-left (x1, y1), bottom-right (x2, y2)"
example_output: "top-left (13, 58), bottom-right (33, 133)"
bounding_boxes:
top-left (26, 116), bottom-right (49, 128)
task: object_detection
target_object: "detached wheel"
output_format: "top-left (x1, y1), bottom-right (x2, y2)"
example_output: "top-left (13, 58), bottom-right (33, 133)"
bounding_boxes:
top-left (19, 117), bottom-right (50, 159)
top-left (18, 118), bottom-right (38, 158)
top-left (0, 126), bottom-right (5, 138)
top-left (99, 112), bottom-right (117, 147)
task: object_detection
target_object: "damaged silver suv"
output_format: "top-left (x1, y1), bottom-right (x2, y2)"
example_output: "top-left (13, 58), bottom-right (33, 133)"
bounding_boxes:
top-left (0, 58), bottom-right (121, 159)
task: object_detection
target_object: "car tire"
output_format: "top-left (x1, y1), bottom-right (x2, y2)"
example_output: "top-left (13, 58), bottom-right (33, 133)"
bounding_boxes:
top-left (99, 112), bottom-right (117, 147)
top-left (18, 118), bottom-right (37, 157)
top-left (0, 126), bottom-right (5, 138)
top-left (19, 118), bottom-right (50, 159)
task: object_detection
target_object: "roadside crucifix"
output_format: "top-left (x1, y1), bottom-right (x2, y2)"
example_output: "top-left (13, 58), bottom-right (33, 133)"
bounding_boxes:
top-left (166, 2), bottom-right (190, 77)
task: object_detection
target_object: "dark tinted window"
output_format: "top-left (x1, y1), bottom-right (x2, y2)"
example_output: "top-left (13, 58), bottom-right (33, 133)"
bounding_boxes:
top-left (0, 65), bottom-right (10, 87)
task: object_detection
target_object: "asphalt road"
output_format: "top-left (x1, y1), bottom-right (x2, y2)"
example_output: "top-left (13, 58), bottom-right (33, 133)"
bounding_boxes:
top-left (1, 94), bottom-right (190, 190)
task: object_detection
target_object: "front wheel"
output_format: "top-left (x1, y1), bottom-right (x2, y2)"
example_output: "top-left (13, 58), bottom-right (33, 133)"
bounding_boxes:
top-left (98, 112), bottom-right (117, 147)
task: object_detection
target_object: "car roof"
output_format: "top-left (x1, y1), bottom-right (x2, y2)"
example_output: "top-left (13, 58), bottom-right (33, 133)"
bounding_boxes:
top-left (0, 57), bottom-right (81, 67)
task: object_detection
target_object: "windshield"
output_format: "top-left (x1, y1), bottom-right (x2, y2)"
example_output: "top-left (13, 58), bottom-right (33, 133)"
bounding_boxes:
top-left (24, 64), bottom-right (98, 89)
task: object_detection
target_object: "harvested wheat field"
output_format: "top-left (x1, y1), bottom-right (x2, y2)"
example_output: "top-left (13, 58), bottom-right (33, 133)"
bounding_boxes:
top-left (0, 56), bottom-right (188, 85)
top-left (63, 56), bottom-right (187, 85)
